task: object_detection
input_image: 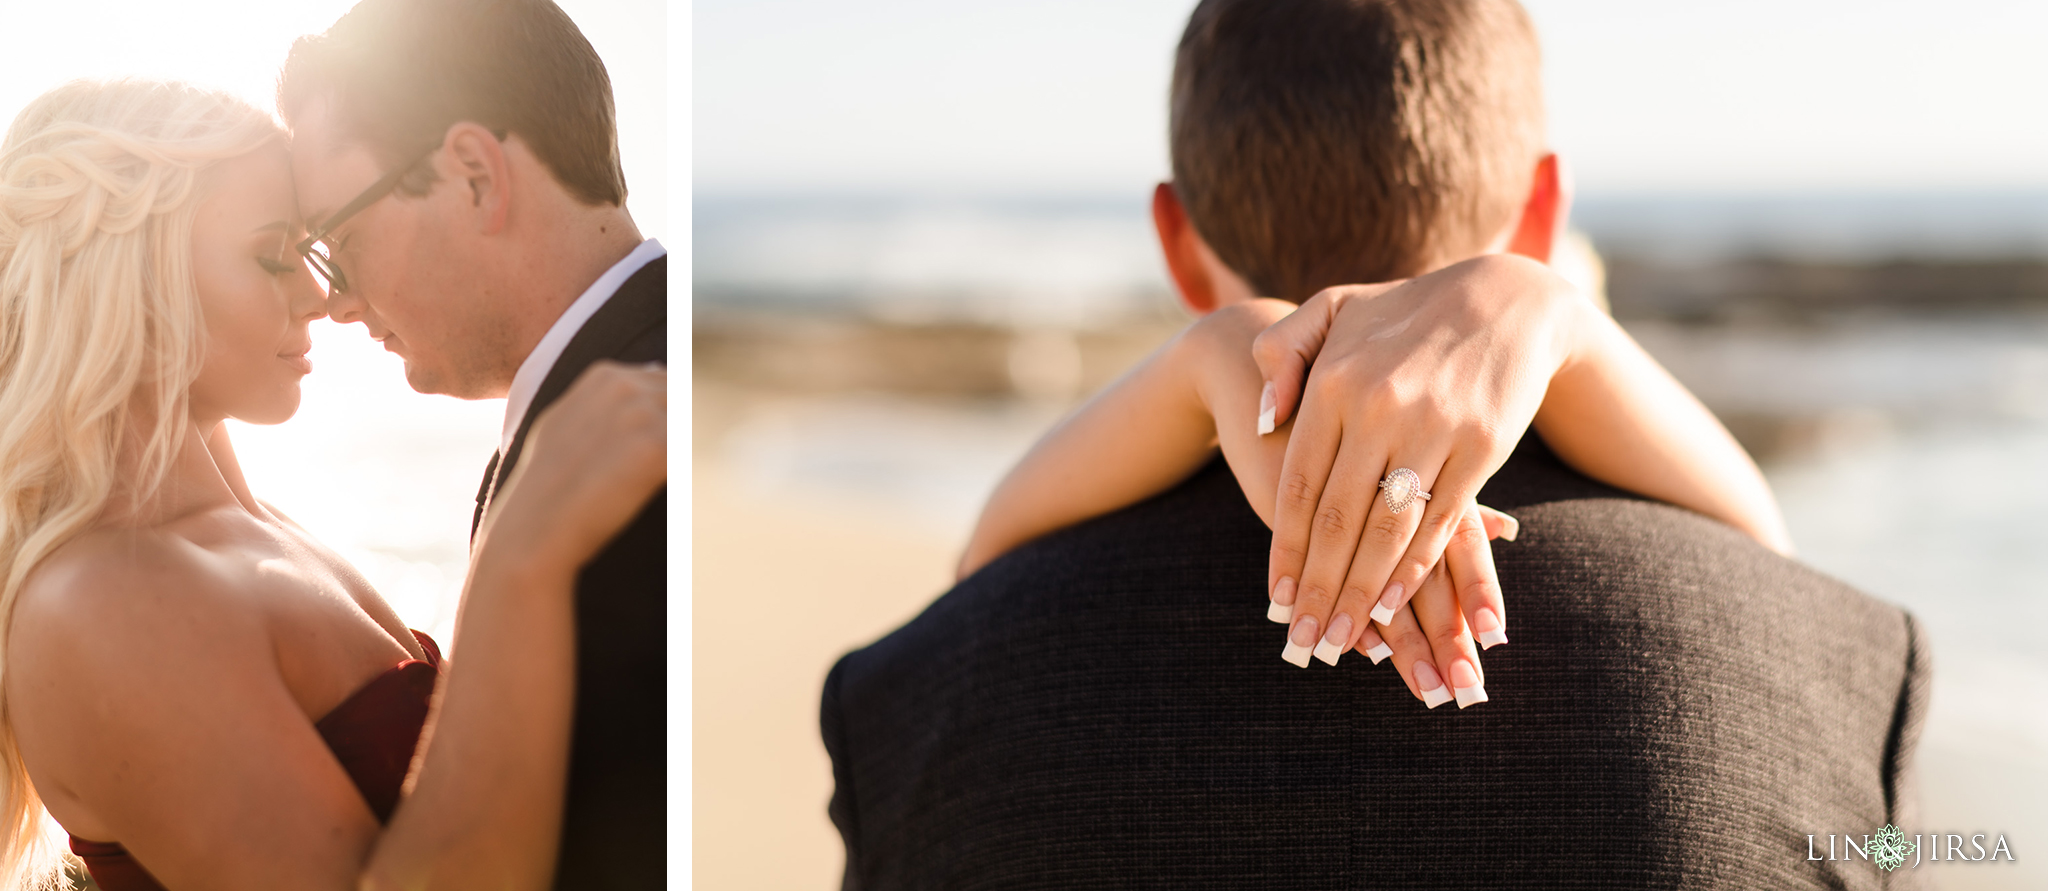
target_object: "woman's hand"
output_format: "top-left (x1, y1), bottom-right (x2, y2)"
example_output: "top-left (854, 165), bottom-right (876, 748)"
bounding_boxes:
top-left (366, 360), bottom-right (666, 890)
top-left (485, 360), bottom-right (668, 573)
top-left (1180, 298), bottom-right (1517, 707)
top-left (1273, 499), bottom-right (1515, 707)
top-left (1253, 255), bottom-right (1588, 693)
top-left (1349, 503), bottom-right (1509, 707)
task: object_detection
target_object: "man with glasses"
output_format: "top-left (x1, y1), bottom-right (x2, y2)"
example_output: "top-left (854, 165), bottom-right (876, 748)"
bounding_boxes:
top-left (278, 0), bottom-right (665, 886)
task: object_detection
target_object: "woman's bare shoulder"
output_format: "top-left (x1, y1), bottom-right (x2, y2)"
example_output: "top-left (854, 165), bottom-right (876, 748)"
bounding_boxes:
top-left (18, 522), bottom-right (245, 622)
top-left (10, 518), bottom-right (268, 676)
top-left (5, 517), bottom-right (378, 867)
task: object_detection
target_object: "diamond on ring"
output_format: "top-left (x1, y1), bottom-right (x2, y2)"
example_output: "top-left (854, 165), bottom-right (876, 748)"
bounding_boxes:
top-left (1379, 467), bottom-right (1431, 514)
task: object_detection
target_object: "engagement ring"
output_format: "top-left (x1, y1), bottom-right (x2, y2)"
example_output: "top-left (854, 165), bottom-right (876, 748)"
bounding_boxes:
top-left (1379, 467), bottom-right (1430, 514)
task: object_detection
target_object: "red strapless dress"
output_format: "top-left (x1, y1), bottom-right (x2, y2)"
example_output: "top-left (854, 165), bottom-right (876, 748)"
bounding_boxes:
top-left (69, 630), bottom-right (443, 891)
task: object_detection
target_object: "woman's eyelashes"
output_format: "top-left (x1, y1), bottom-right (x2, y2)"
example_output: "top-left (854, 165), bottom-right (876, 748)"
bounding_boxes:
top-left (255, 255), bottom-right (300, 277)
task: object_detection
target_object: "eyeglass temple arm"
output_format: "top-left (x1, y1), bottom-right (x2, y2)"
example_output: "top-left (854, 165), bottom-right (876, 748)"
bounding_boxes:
top-left (295, 144), bottom-right (441, 253)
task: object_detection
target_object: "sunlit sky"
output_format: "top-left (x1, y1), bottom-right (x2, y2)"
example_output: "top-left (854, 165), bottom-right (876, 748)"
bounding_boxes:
top-left (0, 0), bottom-right (669, 643)
top-left (0, 0), bottom-right (665, 238)
top-left (697, 0), bottom-right (2048, 196)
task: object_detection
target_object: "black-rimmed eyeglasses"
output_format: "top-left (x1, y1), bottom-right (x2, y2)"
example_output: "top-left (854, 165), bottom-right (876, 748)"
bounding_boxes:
top-left (294, 143), bottom-right (438, 294)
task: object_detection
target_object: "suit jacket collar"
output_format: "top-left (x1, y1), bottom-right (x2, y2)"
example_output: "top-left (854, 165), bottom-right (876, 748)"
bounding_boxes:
top-left (478, 255), bottom-right (666, 518)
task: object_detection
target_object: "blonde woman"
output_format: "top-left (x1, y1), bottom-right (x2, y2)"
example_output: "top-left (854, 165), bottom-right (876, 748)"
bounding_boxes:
top-left (0, 80), bottom-right (663, 890)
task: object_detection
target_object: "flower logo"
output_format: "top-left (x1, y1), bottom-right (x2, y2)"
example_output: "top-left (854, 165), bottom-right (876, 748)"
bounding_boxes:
top-left (1870, 824), bottom-right (1917, 872)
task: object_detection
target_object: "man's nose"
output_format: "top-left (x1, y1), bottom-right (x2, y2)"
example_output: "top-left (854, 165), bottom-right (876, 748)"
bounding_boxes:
top-left (325, 283), bottom-right (366, 325)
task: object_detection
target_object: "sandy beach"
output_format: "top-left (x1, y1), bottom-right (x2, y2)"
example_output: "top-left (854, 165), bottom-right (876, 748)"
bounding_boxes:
top-left (693, 384), bottom-right (968, 889)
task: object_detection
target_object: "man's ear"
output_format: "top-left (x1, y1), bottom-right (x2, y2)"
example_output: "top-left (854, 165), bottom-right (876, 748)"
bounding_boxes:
top-left (440, 122), bottom-right (513, 235)
top-left (1504, 153), bottom-right (1570, 264)
top-left (1152, 182), bottom-right (1222, 315)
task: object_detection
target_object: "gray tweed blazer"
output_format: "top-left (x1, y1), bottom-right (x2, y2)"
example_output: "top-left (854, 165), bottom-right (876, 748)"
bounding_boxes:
top-left (823, 433), bottom-right (1928, 889)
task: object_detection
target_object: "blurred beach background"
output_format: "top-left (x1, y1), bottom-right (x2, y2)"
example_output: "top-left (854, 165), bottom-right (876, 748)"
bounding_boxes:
top-left (698, 1), bottom-right (2047, 888)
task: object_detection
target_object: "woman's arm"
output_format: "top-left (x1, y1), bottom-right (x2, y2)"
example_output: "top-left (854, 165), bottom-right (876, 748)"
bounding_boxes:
top-left (1535, 308), bottom-right (1791, 553)
top-left (957, 320), bottom-right (1239, 579)
top-left (4, 364), bottom-right (663, 891)
top-left (363, 361), bottom-right (666, 888)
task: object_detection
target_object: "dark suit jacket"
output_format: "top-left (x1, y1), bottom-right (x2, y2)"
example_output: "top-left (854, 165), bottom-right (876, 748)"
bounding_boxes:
top-left (822, 434), bottom-right (1929, 889)
top-left (476, 256), bottom-right (666, 889)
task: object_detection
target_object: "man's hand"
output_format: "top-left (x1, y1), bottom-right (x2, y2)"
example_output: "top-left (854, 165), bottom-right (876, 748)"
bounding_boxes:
top-left (1256, 254), bottom-right (1589, 704)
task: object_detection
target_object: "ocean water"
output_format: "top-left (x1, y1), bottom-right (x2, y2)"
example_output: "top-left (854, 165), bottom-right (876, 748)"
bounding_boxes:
top-left (696, 191), bottom-right (2048, 326)
top-left (695, 193), bottom-right (1173, 327)
top-left (1572, 191), bottom-right (2048, 262)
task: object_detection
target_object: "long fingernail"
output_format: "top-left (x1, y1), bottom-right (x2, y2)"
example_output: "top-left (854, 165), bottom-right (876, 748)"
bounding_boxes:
top-left (1267, 577), bottom-right (1296, 623)
top-left (1449, 660), bottom-right (1488, 708)
top-left (1414, 661), bottom-right (1452, 708)
top-left (1256, 381), bottom-right (1276, 435)
top-left (1498, 512), bottom-right (1520, 542)
top-left (1369, 581), bottom-right (1402, 625)
top-left (1474, 607), bottom-right (1507, 648)
top-left (1282, 615), bottom-right (1318, 667)
top-left (1313, 613), bottom-right (1352, 666)
top-left (1364, 639), bottom-right (1393, 664)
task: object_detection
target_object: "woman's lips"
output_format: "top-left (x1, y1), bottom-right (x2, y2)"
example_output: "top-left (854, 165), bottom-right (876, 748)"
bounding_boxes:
top-left (279, 352), bottom-right (312, 374)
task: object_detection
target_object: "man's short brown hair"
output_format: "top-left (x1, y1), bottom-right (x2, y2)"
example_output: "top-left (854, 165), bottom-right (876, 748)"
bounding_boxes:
top-left (278, 0), bottom-right (627, 206)
top-left (1171, 0), bottom-right (1544, 301)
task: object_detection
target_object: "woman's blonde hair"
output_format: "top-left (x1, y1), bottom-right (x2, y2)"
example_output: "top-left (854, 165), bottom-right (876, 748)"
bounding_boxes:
top-left (0, 79), bottom-right (280, 888)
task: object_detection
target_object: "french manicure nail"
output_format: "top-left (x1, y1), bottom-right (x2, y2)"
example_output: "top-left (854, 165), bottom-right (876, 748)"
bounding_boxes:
top-left (1414, 661), bottom-right (1452, 708)
top-left (1498, 512), bottom-right (1520, 542)
top-left (1313, 614), bottom-right (1353, 666)
top-left (1272, 576), bottom-right (1296, 606)
top-left (1256, 381), bottom-right (1277, 435)
top-left (1449, 660), bottom-right (1488, 708)
top-left (1268, 577), bottom-right (1296, 623)
top-left (1369, 581), bottom-right (1402, 626)
top-left (1474, 606), bottom-right (1507, 648)
top-left (1281, 615), bottom-right (1318, 668)
top-left (1364, 640), bottom-right (1393, 664)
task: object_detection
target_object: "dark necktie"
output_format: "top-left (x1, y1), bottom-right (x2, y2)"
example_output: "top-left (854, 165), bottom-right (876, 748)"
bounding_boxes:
top-left (472, 449), bottom-right (501, 540)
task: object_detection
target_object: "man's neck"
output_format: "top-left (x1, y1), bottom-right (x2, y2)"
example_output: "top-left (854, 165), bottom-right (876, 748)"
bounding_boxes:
top-left (489, 203), bottom-right (644, 397)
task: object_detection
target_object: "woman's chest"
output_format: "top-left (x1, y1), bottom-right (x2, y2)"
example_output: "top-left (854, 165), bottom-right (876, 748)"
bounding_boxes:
top-left (221, 528), bottom-right (427, 723)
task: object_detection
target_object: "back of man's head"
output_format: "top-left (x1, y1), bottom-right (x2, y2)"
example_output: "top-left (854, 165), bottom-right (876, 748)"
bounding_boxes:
top-left (277, 0), bottom-right (625, 206)
top-left (1171, 0), bottom-right (1544, 301)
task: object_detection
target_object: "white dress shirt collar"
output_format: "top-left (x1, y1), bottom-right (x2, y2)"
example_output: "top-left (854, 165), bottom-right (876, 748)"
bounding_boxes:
top-left (501, 238), bottom-right (666, 454)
